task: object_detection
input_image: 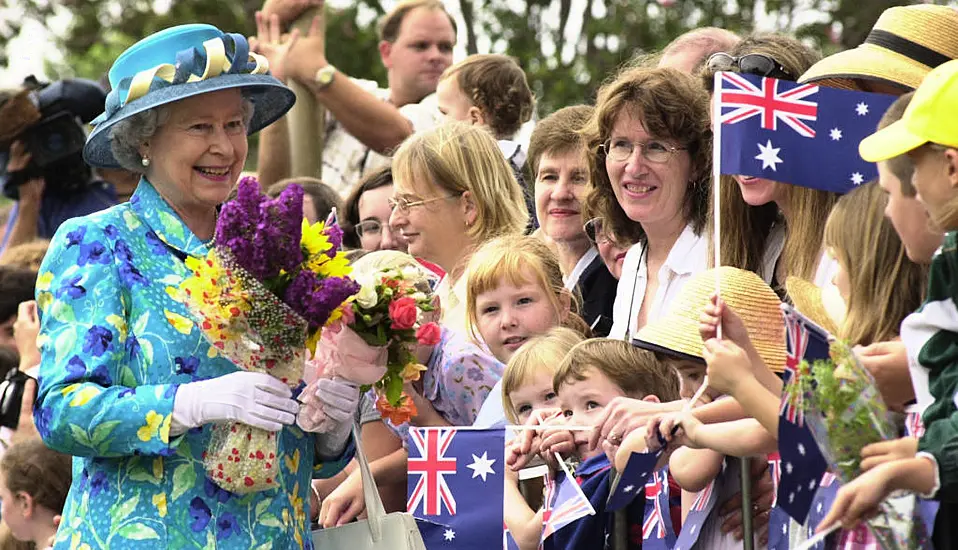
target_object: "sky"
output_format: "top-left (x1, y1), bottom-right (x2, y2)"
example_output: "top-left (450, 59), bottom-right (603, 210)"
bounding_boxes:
top-left (0, 0), bottom-right (830, 88)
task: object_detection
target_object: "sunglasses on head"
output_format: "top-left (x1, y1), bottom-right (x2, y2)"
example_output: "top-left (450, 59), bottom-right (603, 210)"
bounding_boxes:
top-left (706, 52), bottom-right (795, 81)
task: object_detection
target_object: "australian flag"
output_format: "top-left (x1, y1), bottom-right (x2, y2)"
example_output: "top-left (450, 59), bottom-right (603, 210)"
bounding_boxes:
top-left (408, 427), bottom-right (505, 550)
top-left (777, 305), bottom-right (830, 524)
top-left (606, 449), bottom-right (662, 511)
top-left (673, 475), bottom-right (719, 550)
top-left (716, 71), bottom-right (897, 194)
top-left (640, 468), bottom-right (677, 550)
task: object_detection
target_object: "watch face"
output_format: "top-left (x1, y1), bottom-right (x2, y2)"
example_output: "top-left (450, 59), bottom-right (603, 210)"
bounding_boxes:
top-left (318, 68), bottom-right (335, 86)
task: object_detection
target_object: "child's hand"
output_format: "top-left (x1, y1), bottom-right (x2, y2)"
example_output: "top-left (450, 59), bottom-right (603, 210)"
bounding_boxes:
top-left (507, 408), bottom-right (562, 471)
top-left (702, 338), bottom-right (754, 396)
top-left (699, 294), bottom-right (752, 349)
top-left (860, 437), bottom-right (918, 471)
top-left (539, 420), bottom-right (577, 467)
top-left (817, 461), bottom-right (897, 532)
top-left (656, 412), bottom-right (704, 449)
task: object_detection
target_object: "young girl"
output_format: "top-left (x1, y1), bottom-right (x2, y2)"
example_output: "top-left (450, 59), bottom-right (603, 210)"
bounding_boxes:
top-left (466, 236), bottom-right (592, 426)
top-left (540, 339), bottom-right (681, 550)
top-left (0, 439), bottom-right (71, 549)
top-left (500, 327), bottom-right (585, 550)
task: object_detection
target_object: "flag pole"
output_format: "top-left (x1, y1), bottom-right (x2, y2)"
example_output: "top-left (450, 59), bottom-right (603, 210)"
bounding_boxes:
top-left (714, 70), bottom-right (754, 550)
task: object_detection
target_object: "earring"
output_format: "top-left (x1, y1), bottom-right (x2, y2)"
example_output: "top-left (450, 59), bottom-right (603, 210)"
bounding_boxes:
top-left (142, 157), bottom-right (150, 167)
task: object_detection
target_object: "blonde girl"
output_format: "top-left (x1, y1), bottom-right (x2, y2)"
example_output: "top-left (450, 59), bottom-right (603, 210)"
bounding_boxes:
top-left (466, 236), bottom-right (591, 364)
top-left (389, 122), bottom-right (528, 335)
top-left (703, 34), bottom-right (838, 288)
top-left (0, 439), bottom-right (71, 549)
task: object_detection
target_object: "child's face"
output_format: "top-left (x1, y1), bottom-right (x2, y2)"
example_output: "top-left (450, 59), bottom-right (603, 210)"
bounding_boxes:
top-left (0, 473), bottom-right (28, 541)
top-left (828, 248), bottom-right (851, 304)
top-left (508, 371), bottom-right (558, 425)
top-left (909, 145), bottom-right (958, 230)
top-left (475, 275), bottom-right (562, 363)
top-left (557, 367), bottom-right (626, 460)
top-left (672, 360), bottom-right (720, 404)
top-left (436, 78), bottom-right (477, 125)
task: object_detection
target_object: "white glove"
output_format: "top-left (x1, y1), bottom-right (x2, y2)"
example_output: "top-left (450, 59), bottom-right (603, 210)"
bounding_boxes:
top-left (171, 371), bottom-right (300, 436)
top-left (297, 378), bottom-right (360, 432)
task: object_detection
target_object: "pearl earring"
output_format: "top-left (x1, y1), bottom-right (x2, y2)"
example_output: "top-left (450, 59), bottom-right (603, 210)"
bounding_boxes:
top-left (142, 157), bottom-right (150, 167)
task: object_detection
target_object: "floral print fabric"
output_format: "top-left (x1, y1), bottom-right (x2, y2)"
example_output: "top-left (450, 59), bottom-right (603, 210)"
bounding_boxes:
top-left (35, 178), bottom-right (352, 549)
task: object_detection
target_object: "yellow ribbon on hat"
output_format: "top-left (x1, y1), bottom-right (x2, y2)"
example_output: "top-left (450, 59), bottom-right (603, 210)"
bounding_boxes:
top-left (124, 37), bottom-right (269, 105)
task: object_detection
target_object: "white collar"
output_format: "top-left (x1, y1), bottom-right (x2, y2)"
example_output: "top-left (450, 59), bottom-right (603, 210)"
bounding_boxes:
top-left (646, 224), bottom-right (704, 276)
top-left (564, 248), bottom-right (599, 290)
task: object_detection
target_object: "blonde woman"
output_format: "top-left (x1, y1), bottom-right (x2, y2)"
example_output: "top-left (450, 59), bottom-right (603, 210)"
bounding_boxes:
top-left (389, 121), bottom-right (529, 335)
top-left (702, 34), bottom-right (838, 289)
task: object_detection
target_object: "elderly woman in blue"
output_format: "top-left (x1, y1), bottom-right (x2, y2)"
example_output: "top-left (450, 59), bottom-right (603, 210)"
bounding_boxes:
top-left (33, 25), bottom-right (358, 549)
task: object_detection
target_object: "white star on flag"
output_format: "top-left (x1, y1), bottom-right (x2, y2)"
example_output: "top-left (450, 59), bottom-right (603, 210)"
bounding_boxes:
top-left (785, 462), bottom-right (793, 474)
top-left (623, 485), bottom-right (634, 493)
top-left (851, 172), bottom-right (864, 185)
top-left (443, 529), bottom-right (456, 541)
top-left (467, 451), bottom-right (496, 482)
top-left (829, 128), bottom-right (842, 141)
top-left (809, 479), bottom-right (817, 491)
top-left (797, 443), bottom-right (806, 456)
top-left (783, 523), bottom-right (788, 535)
top-left (855, 102), bottom-right (869, 116)
top-left (789, 492), bottom-right (795, 503)
top-left (818, 502), bottom-right (823, 513)
top-left (755, 140), bottom-right (783, 171)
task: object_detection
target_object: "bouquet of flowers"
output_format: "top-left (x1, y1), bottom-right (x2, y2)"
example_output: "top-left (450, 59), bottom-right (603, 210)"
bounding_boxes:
top-left (788, 340), bottom-right (931, 549)
top-left (298, 264), bottom-right (440, 430)
top-left (169, 176), bottom-right (358, 494)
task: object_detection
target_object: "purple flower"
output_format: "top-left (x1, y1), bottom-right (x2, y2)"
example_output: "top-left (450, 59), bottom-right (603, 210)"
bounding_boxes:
top-left (66, 226), bottom-right (86, 247)
top-left (34, 406), bottom-right (53, 439)
top-left (77, 241), bottom-right (109, 266)
top-left (90, 364), bottom-right (113, 385)
top-left (57, 275), bottom-right (86, 299)
top-left (65, 356), bottom-right (86, 382)
top-left (323, 223), bottom-right (344, 257)
top-left (283, 272), bottom-right (359, 330)
top-left (83, 326), bottom-right (113, 357)
top-left (175, 356), bottom-right (200, 376)
top-left (189, 496), bottom-right (212, 532)
top-left (215, 177), bottom-right (263, 272)
top-left (467, 366), bottom-right (484, 382)
top-left (216, 512), bottom-right (239, 541)
top-left (204, 478), bottom-right (233, 503)
top-left (89, 470), bottom-right (108, 498)
top-left (125, 334), bottom-right (140, 359)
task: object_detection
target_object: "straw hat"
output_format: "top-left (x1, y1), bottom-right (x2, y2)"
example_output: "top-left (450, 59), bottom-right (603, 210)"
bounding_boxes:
top-left (784, 277), bottom-right (842, 336)
top-left (634, 266), bottom-right (787, 372)
top-left (798, 5), bottom-right (958, 91)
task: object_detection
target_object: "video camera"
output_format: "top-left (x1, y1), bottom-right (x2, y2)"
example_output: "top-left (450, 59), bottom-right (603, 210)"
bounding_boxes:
top-left (0, 76), bottom-right (107, 199)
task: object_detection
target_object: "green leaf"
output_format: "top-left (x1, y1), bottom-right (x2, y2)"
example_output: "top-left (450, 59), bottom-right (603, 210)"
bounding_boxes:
top-left (117, 522), bottom-right (159, 540)
top-left (123, 209), bottom-right (141, 231)
top-left (92, 420), bottom-right (122, 446)
top-left (258, 513), bottom-right (282, 528)
top-left (140, 339), bottom-right (154, 366)
top-left (158, 211), bottom-right (186, 242)
top-left (50, 300), bottom-right (76, 323)
top-left (385, 374), bottom-right (403, 405)
top-left (252, 543), bottom-right (273, 550)
top-left (54, 327), bottom-right (77, 365)
top-left (254, 497), bottom-right (272, 519)
top-left (69, 425), bottom-right (93, 448)
top-left (128, 465), bottom-right (158, 484)
top-left (170, 463), bottom-right (196, 502)
top-left (133, 312), bottom-right (150, 335)
top-left (119, 365), bottom-right (137, 386)
top-left (110, 493), bottom-right (140, 529)
top-left (204, 529), bottom-right (216, 550)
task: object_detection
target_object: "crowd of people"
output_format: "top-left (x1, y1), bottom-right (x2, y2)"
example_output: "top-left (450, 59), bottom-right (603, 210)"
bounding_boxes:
top-left (0, 0), bottom-right (956, 548)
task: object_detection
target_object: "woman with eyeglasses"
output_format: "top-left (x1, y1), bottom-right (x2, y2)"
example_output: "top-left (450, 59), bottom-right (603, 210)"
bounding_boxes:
top-left (702, 34), bottom-right (839, 291)
top-left (389, 121), bottom-right (529, 335)
top-left (581, 65), bottom-right (712, 341)
top-left (528, 105), bottom-right (620, 336)
top-left (342, 166), bottom-right (406, 252)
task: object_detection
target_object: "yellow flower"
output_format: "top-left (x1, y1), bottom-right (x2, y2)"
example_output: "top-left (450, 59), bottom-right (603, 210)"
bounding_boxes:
top-left (37, 291), bottom-right (53, 313)
top-left (284, 448), bottom-right (301, 473)
top-left (106, 314), bottom-right (128, 343)
top-left (68, 386), bottom-right (101, 407)
top-left (401, 363), bottom-right (428, 382)
top-left (301, 219), bottom-right (332, 254)
top-left (137, 410), bottom-right (164, 442)
top-left (152, 492), bottom-right (168, 518)
top-left (164, 310), bottom-right (194, 335)
top-left (36, 272), bottom-right (54, 292)
top-left (160, 413), bottom-right (172, 444)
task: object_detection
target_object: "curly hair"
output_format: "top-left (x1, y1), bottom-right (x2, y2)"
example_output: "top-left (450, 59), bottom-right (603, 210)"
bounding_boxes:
top-left (441, 54), bottom-right (535, 139)
top-left (580, 66), bottom-right (712, 244)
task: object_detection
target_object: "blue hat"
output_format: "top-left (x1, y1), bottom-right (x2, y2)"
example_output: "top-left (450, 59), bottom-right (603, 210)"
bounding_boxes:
top-left (84, 24), bottom-right (296, 168)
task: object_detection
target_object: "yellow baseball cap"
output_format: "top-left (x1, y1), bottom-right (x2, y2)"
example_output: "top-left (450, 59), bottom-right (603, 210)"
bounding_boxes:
top-left (859, 58), bottom-right (958, 162)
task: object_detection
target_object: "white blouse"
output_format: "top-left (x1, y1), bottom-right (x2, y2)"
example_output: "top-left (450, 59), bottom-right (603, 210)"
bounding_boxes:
top-left (608, 225), bottom-right (709, 341)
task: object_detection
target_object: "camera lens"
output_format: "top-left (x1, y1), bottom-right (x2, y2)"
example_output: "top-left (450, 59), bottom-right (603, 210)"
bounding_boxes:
top-left (44, 131), bottom-right (66, 154)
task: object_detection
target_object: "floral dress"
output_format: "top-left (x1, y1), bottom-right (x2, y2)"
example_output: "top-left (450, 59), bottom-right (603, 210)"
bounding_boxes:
top-left (34, 179), bottom-right (353, 549)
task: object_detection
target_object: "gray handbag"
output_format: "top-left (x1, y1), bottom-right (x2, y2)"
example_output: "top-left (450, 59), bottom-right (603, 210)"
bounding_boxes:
top-left (311, 423), bottom-right (426, 550)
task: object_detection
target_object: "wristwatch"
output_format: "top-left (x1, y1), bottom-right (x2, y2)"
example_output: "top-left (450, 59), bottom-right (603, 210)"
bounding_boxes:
top-left (314, 65), bottom-right (337, 90)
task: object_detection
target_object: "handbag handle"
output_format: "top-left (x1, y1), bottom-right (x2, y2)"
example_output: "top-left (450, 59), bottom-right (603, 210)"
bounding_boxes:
top-left (351, 420), bottom-right (389, 541)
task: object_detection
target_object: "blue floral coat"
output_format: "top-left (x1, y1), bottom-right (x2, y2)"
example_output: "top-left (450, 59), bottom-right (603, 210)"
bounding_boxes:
top-left (35, 179), bottom-right (352, 549)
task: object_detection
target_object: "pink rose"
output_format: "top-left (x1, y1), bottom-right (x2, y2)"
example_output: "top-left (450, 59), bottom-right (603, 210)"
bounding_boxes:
top-left (388, 296), bottom-right (419, 330)
top-left (416, 322), bottom-right (441, 346)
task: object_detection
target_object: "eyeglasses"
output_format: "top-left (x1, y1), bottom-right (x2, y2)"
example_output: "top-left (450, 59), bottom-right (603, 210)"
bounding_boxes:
top-left (705, 52), bottom-right (795, 80)
top-left (355, 219), bottom-right (383, 240)
top-left (601, 139), bottom-right (686, 164)
top-left (583, 217), bottom-right (617, 246)
top-left (387, 194), bottom-right (460, 213)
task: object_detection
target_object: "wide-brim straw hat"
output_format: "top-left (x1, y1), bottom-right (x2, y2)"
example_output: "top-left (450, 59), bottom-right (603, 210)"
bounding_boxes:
top-left (84, 24), bottom-right (295, 169)
top-left (784, 277), bottom-right (843, 336)
top-left (798, 5), bottom-right (958, 92)
top-left (634, 266), bottom-right (787, 373)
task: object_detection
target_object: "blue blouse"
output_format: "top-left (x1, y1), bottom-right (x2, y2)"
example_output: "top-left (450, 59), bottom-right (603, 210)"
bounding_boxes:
top-left (35, 178), bottom-right (352, 549)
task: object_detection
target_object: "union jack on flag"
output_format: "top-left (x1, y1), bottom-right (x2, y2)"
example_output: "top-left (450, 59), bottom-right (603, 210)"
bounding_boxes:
top-left (780, 309), bottom-right (811, 427)
top-left (408, 428), bottom-right (458, 516)
top-left (769, 453), bottom-right (781, 507)
top-left (540, 474), bottom-right (595, 541)
top-left (716, 71), bottom-right (897, 194)
top-left (718, 72), bottom-right (819, 137)
top-left (691, 478), bottom-right (715, 512)
top-left (642, 470), bottom-right (668, 539)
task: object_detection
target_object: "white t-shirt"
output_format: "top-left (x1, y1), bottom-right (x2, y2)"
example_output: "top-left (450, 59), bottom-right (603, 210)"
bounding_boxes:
top-left (608, 225), bottom-right (709, 341)
top-left (322, 79), bottom-right (442, 196)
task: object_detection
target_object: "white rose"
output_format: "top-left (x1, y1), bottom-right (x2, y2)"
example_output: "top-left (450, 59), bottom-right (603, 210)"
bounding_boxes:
top-left (355, 276), bottom-right (379, 309)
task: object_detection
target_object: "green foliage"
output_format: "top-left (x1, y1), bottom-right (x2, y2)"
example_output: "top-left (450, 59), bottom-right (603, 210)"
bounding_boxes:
top-left (0, 0), bottom-right (921, 113)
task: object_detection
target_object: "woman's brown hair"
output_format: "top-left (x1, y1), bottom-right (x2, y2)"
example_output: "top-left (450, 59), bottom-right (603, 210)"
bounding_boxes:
top-left (581, 66), bottom-right (712, 245)
top-left (1, 439), bottom-right (72, 515)
top-left (824, 182), bottom-right (928, 346)
top-left (702, 33), bottom-right (835, 284)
